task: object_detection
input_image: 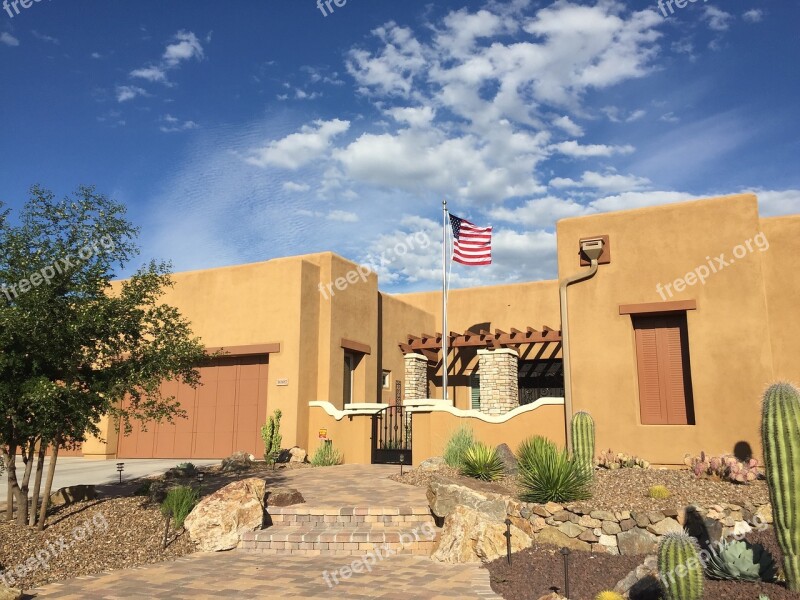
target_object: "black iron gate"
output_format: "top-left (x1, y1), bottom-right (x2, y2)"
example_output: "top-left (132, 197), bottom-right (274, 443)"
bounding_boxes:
top-left (371, 405), bottom-right (412, 465)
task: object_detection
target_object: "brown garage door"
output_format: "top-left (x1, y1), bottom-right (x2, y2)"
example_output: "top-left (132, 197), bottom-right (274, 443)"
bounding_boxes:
top-left (117, 355), bottom-right (269, 459)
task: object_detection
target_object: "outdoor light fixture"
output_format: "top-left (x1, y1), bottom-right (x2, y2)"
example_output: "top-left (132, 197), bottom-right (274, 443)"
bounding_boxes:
top-left (196, 472), bottom-right (204, 494)
top-left (560, 547), bottom-right (571, 598)
top-left (399, 453), bottom-right (405, 475)
top-left (116, 462), bottom-right (125, 483)
top-left (503, 518), bottom-right (513, 565)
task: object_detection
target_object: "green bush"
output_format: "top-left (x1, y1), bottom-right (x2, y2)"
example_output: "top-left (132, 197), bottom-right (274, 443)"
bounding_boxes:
top-left (461, 443), bottom-right (505, 481)
top-left (161, 485), bottom-right (199, 529)
top-left (311, 440), bottom-right (343, 467)
top-left (443, 426), bottom-right (476, 469)
top-left (517, 436), bottom-right (592, 504)
top-left (648, 485), bottom-right (671, 499)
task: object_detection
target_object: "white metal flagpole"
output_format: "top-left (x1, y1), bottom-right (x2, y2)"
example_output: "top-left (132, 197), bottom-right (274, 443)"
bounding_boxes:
top-left (442, 199), bottom-right (449, 403)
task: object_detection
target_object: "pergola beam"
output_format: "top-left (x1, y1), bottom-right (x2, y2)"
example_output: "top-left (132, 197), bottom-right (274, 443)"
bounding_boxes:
top-left (399, 325), bottom-right (562, 355)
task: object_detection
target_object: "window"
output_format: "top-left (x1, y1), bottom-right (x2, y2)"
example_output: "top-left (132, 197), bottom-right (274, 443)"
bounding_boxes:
top-left (633, 313), bottom-right (695, 425)
top-left (470, 372), bottom-right (481, 410)
top-left (382, 370), bottom-right (391, 389)
top-left (343, 352), bottom-right (356, 406)
top-left (518, 359), bottom-right (565, 405)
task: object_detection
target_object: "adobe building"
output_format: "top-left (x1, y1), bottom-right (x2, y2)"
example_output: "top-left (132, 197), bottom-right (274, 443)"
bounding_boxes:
top-left (81, 193), bottom-right (800, 466)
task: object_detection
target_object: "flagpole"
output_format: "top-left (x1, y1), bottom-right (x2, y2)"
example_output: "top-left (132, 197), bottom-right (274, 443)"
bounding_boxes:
top-left (442, 199), bottom-right (449, 403)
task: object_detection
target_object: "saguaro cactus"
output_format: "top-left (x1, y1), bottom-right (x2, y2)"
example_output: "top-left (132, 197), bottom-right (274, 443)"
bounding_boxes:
top-left (658, 532), bottom-right (704, 600)
top-left (571, 411), bottom-right (595, 473)
top-left (261, 409), bottom-right (283, 470)
top-left (761, 382), bottom-right (800, 591)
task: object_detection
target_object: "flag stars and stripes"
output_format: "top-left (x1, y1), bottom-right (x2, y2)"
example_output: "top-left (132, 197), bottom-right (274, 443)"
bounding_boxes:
top-left (449, 213), bottom-right (492, 266)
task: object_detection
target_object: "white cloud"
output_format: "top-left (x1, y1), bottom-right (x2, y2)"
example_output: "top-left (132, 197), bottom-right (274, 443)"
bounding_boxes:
top-left (746, 189), bottom-right (800, 217)
top-left (245, 119), bottom-right (351, 169)
top-left (553, 115), bottom-right (584, 137)
top-left (283, 182), bottom-right (311, 193)
top-left (387, 106), bottom-right (436, 128)
top-left (91, 52), bottom-right (102, 59)
top-left (627, 109), bottom-right (646, 122)
top-left (32, 30), bottom-right (59, 44)
top-left (704, 7), bottom-right (733, 31)
top-left (0, 32), bottom-right (19, 47)
top-left (163, 31), bottom-right (204, 67)
top-left (550, 170), bottom-right (651, 193)
top-left (743, 9), bottom-right (764, 23)
top-left (551, 140), bottom-right (635, 158)
top-left (327, 210), bottom-right (359, 223)
top-left (116, 85), bottom-right (149, 102)
top-left (159, 114), bottom-right (199, 133)
top-left (491, 196), bottom-right (592, 226)
top-left (130, 66), bottom-right (169, 84)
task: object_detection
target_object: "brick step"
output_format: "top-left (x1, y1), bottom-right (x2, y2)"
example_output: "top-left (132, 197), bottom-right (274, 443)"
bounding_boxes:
top-left (266, 505), bottom-right (434, 528)
top-left (240, 524), bottom-right (439, 557)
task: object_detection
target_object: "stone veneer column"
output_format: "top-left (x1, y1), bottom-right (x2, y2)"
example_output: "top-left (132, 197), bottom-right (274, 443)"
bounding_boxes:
top-left (404, 353), bottom-right (428, 401)
top-left (477, 348), bottom-right (519, 415)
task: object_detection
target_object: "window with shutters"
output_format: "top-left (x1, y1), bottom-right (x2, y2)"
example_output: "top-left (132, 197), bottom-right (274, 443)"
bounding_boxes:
top-left (633, 313), bottom-right (696, 425)
top-left (470, 373), bottom-right (481, 410)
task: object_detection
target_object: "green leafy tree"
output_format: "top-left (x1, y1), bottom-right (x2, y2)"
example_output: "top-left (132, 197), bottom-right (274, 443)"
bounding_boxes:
top-left (0, 185), bottom-right (209, 528)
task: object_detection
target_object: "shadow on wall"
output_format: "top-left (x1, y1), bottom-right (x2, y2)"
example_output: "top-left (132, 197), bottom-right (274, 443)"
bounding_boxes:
top-left (733, 440), bottom-right (754, 461)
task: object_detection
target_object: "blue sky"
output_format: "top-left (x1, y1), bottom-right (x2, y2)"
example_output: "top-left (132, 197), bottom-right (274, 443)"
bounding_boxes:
top-left (1, 0), bottom-right (798, 292)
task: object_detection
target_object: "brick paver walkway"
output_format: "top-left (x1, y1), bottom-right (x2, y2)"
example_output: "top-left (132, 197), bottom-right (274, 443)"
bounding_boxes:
top-left (31, 465), bottom-right (503, 599)
top-left (33, 551), bottom-right (500, 599)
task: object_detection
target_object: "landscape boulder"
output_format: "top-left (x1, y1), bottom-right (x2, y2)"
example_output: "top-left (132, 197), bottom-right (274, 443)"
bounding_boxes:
top-left (494, 443), bottom-right (519, 475)
top-left (266, 487), bottom-right (305, 507)
top-left (221, 451), bottom-right (255, 472)
top-left (0, 586), bottom-right (22, 600)
top-left (288, 447), bottom-right (307, 463)
top-left (431, 504), bottom-right (533, 563)
top-left (427, 477), bottom-right (508, 522)
top-left (184, 478), bottom-right (267, 551)
top-left (418, 457), bottom-right (446, 472)
top-left (164, 463), bottom-right (198, 479)
top-left (613, 555), bottom-right (660, 600)
top-left (617, 528), bottom-right (658, 556)
top-left (48, 484), bottom-right (97, 508)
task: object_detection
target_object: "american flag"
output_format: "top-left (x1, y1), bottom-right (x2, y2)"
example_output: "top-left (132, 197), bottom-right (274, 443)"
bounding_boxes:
top-left (449, 213), bottom-right (492, 266)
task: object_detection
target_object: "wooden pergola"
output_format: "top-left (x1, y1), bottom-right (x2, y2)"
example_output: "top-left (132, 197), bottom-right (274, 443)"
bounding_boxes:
top-left (399, 326), bottom-right (562, 362)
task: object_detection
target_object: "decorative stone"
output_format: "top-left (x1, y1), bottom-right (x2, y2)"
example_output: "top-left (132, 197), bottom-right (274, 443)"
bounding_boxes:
top-left (495, 443), bottom-right (519, 475)
top-left (601, 521), bottom-right (622, 535)
top-left (617, 528), bottom-right (658, 556)
top-left (520, 506), bottom-right (533, 519)
top-left (266, 487), bottom-right (304, 507)
top-left (620, 518), bottom-right (636, 532)
top-left (663, 508), bottom-right (679, 519)
top-left (431, 505), bottom-right (533, 563)
top-left (404, 354), bottom-right (428, 400)
top-left (478, 349), bottom-right (519, 415)
top-left (631, 512), bottom-right (650, 528)
top-left (578, 515), bottom-right (602, 528)
top-left (732, 521), bottom-right (752, 537)
top-left (533, 506), bottom-right (551, 518)
top-left (427, 478), bottom-right (507, 522)
top-left (590, 510), bottom-right (617, 522)
top-left (0, 587), bottom-right (22, 600)
top-left (646, 511), bottom-right (665, 524)
top-left (221, 451), bottom-right (254, 472)
top-left (288, 447), bottom-right (307, 463)
top-left (419, 457), bottom-right (447, 472)
top-left (529, 515), bottom-right (547, 532)
top-left (754, 504), bottom-right (773, 525)
top-left (553, 511), bottom-right (572, 522)
top-left (599, 534), bottom-right (618, 547)
top-left (578, 530), bottom-right (599, 543)
top-left (48, 484), bottom-right (97, 508)
top-left (647, 518), bottom-right (683, 536)
top-left (544, 502), bottom-right (563, 514)
top-left (537, 526), bottom-right (591, 552)
top-left (557, 521), bottom-right (585, 538)
top-left (615, 510), bottom-right (632, 521)
top-left (184, 478), bottom-right (266, 552)
top-left (613, 555), bottom-right (660, 598)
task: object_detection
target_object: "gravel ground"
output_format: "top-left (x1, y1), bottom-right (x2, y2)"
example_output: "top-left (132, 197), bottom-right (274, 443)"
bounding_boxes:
top-left (487, 528), bottom-right (795, 600)
top-left (0, 497), bottom-right (195, 591)
top-left (392, 466), bottom-right (770, 512)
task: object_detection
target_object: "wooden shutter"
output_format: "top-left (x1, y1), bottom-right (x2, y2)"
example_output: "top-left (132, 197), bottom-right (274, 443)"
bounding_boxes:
top-left (471, 373), bottom-right (481, 410)
top-left (633, 314), bottom-right (695, 425)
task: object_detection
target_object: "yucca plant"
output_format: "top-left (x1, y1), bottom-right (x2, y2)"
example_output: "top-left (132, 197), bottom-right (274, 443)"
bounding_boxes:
top-left (518, 436), bottom-right (592, 504)
top-left (443, 426), bottom-right (475, 470)
top-left (705, 539), bottom-right (777, 582)
top-left (461, 443), bottom-right (505, 481)
top-left (311, 440), bottom-right (343, 467)
top-left (648, 485), bottom-right (671, 499)
top-left (161, 485), bottom-right (199, 529)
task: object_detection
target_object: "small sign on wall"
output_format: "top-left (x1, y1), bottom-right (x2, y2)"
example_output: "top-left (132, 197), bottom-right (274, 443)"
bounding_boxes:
top-left (318, 428), bottom-right (328, 439)
top-left (276, 378), bottom-right (289, 386)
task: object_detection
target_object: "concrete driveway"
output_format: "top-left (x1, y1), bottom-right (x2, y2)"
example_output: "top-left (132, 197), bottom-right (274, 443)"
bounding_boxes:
top-left (1, 457), bottom-right (219, 494)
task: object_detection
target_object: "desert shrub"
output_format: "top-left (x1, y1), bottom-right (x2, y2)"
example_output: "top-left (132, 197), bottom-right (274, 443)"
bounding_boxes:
top-left (595, 592), bottom-right (624, 600)
top-left (461, 443), bottom-right (505, 481)
top-left (518, 436), bottom-right (592, 504)
top-left (596, 449), bottom-right (649, 470)
top-left (161, 485), bottom-right (199, 529)
top-left (648, 485), bottom-right (671, 499)
top-left (443, 426), bottom-right (475, 470)
top-left (684, 451), bottom-right (761, 484)
top-left (311, 440), bottom-right (343, 467)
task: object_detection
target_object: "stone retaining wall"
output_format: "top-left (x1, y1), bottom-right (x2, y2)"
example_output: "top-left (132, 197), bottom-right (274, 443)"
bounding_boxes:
top-left (427, 478), bottom-right (773, 561)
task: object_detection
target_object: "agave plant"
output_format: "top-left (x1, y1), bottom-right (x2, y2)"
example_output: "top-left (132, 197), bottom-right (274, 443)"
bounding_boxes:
top-left (705, 539), bottom-right (777, 582)
top-left (460, 443), bottom-right (505, 481)
top-left (518, 436), bottom-right (592, 503)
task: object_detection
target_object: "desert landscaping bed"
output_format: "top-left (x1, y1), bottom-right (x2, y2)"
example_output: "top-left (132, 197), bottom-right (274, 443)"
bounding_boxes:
top-left (485, 528), bottom-right (794, 600)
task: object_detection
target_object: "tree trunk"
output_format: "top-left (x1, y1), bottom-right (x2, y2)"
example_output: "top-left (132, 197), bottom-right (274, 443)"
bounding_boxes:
top-left (3, 443), bottom-right (16, 522)
top-left (15, 440), bottom-right (36, 526)
top-left (29, 441), bottom-right (47, 527)
top-left (37, 435), bottom-right (60, 531)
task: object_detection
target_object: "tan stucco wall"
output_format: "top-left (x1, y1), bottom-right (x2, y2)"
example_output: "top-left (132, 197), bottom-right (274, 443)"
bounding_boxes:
top-left (760, 215), bottom-right (800, 384)
top-left (558, 194), bottom-right (776, 464)
top-left (410, 406), bottom-right (567, 466)
top-left (306, 407), bottom-right (372, 465)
